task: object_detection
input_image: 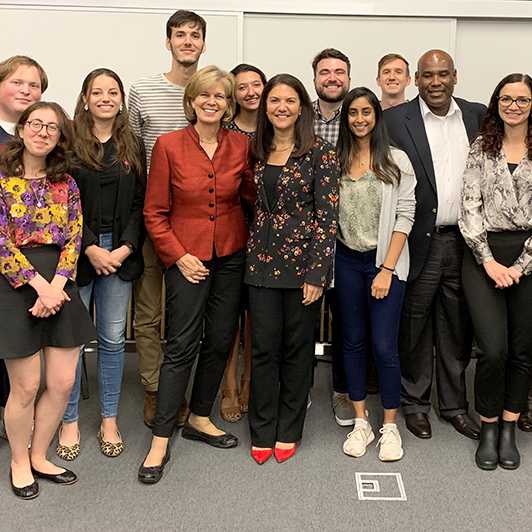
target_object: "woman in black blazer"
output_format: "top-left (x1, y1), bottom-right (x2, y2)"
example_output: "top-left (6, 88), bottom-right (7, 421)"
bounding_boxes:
top-left (56, 68), bottom-right (145, 460)
top-left (246, 73), bottom-right (339, 464)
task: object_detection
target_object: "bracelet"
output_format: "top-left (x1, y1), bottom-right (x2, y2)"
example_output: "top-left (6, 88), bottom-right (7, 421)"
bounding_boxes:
top-left (381, 265), bottom-right (394, 272)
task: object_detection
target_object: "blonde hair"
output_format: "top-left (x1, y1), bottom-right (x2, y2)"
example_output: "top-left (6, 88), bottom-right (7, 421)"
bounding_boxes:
top-left (183, 65), bottom-right (235, 125)
top-left (0, 55), bottom-right (48, 93)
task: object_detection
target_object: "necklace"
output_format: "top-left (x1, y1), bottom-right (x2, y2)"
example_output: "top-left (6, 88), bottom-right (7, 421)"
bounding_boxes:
top-left (272, 144), bottom-right (294, 152)
top-left (27, 176), bottom-right (47, 208)
top-left (199, 136), bottom-right (218, 144)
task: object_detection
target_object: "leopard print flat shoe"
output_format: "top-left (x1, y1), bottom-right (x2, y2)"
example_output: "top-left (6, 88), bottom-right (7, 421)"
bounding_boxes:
top-left (56, 427), bottom-right (80, 461)
top-left (97, 427), bottom-right (124, 458)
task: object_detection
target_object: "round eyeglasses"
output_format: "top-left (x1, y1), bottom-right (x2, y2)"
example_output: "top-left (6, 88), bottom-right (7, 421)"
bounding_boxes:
top-left (25, 119), bottom-right (61, 136)
top-left (497, 96), bottom-right (532, 109)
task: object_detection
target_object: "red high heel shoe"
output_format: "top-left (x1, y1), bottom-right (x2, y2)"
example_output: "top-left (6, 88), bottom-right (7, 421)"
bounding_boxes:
top-left (251, 447), bottom-right (272, 465)
top-left (274, 444), bottom-right (296, 463)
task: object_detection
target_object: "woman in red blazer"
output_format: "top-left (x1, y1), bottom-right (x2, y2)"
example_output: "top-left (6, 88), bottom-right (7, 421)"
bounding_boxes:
top-left (138, 65), bottom-right (255, 484)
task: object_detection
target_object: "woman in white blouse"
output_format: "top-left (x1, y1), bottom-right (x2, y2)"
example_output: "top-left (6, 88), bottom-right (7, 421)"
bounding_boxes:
top-left (459, 73), bottom-right (532, 471)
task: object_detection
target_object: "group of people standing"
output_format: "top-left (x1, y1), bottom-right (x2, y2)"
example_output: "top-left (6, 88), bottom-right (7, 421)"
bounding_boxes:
top-left (1, 8), bottom-right (532, 499)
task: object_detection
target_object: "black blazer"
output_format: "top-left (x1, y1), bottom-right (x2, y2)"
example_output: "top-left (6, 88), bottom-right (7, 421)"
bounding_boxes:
top-left (72, 138), bottom-right (147, 286)
top-left (245, 138), bottom-right (339, 289)
top-left (384, 96), bottom-right (486, 281)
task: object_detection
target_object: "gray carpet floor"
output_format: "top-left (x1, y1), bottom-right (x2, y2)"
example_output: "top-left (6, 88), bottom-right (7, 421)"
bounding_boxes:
top-left (1, 351), bottom-right (530, 532)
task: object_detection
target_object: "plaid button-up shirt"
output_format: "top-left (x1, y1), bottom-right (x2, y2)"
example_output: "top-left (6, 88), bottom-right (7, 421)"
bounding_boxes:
top-left (313, 99), bottom-right (342, 146)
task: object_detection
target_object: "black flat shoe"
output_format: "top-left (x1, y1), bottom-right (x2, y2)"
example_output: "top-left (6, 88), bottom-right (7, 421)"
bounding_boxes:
top-left (181, 422), bottom-right (238, 449)
top-left (475, 421), bottom-right (498, 470)
top-left (138, 447), bottom-right (171, 484)
top-left (31, 467), bottom-right (77, 485)
top-left (10, 471), bottom-right (39, 500)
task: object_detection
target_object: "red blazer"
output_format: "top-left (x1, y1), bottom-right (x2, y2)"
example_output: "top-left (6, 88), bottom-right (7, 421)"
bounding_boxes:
top-left (144, 124), bottom-right (255, 268)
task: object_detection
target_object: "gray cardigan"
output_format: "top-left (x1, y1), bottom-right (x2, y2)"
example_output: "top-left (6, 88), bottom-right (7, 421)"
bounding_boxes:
top-left (334, 147), bottom-right (416, 284)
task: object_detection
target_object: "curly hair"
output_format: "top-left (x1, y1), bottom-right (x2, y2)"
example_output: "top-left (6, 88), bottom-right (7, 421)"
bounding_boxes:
top-left (0, 101), bottom-right (72, 182)
top-left (478, 73), bottom-right (532, 159)
top-left (73, 68), bottom-right (143, 178)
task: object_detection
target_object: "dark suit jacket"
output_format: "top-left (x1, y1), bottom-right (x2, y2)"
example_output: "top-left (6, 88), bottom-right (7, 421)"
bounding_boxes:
top-left (144, 125), bottom-right (255, 268)
top-left (384, 96), bottom-right (486, 281)
top-left (0, 125), bottom-right (12, 152)
top-left (245, 138), bottom-right (339, 289)
top-left (72, 137), bottom-right (147, 286)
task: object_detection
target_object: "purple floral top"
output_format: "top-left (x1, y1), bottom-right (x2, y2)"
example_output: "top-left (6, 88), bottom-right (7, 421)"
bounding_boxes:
top-left (0, 174), bottom-right (82, 288)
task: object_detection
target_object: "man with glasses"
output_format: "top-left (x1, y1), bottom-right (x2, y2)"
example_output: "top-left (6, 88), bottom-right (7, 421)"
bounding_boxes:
top-left (384, 50), bottom-right (486, 440)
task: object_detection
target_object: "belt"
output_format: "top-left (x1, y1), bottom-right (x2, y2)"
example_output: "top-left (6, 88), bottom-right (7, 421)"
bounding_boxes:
top-left (434, 225), bottom-right (459, 234)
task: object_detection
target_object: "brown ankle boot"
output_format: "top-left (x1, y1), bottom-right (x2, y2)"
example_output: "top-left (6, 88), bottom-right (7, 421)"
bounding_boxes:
top-left (144, 391), bottom-right (157, 428)
top-left (518, 387), bottom-right (532, 432)
top-left (176, 397), bottom-right (190, 428)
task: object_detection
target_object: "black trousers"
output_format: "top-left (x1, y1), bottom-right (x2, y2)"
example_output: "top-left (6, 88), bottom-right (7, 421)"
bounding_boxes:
top-left (248, 286), bottom-right (322, 448)
top-left (327, 288), bottom-right (348, 394)
top-left (153, 249), bottom-right (245, 438)
top-left (463, 231), bottom-right (532, 418)
top-left (399, 230), bottom-right (473, 418)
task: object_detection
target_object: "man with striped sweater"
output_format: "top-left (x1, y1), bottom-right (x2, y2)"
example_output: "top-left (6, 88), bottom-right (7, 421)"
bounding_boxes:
top-left (128, 10), bottom-right (206, 428)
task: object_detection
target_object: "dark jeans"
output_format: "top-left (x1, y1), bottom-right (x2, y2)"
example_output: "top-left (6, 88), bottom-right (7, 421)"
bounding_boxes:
top-left (399, 230), bottom-right (472, 418)
top-left (463, 231), bottom-right (532, 418)
top-left (335, 242), bottom-right (404, 410)
top-left (248, 285), bottom-right (322, 448)
top-left (153, 248), bottom-right (245, 438)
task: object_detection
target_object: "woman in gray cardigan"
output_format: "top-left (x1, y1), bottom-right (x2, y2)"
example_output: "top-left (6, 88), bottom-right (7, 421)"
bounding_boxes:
top-left (334, 87), bottom-right (416, 462)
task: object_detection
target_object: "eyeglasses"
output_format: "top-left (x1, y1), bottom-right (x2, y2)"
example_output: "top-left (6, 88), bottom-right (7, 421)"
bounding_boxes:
top-left (497, 96), bottom-right (532, 109)
top-left (25, 120), bottom-right (61, 136)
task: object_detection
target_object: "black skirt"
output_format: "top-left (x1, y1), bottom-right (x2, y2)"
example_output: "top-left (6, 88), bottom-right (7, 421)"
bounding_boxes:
top-left (0, 245), bottom-right (97, 359)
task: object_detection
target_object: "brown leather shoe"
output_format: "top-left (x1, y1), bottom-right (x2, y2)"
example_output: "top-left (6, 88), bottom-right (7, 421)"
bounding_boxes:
top-left (447, 413), bottom-right (480, 440)
top-left (518, 388), bottom-right (532, 432)
top-left (405, 413), bottom-right (432, 439)
top-left (144, 391), bottom-right (157, 428)
top-left (176, 398), bottom-right (190, 428)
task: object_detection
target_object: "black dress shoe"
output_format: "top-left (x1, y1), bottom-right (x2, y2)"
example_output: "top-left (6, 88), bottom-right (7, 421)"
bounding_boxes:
top-left (447, 413), bottom-right (481, 440)
top-left (405, 413), bottom-right (432, 439)
top-left (517, 390), bottom-right (532, 432)
top-left (499, 419), bottom-right (520, 470)
top-left (10, 471), bottom-right (39, 500)
top-left (181, 422), bottom-right (238, 449)
top-left (31, 467), bottom-right (77, 485)
top-left (138, 447), bottom-right (171, 484)
top-left (475, 421), bottom-right (498, 470)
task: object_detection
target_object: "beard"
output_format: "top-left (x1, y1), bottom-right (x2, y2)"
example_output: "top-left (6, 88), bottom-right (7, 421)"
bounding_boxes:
top-left (169, 43), bottom-right (201, 67)
top-left (316, 84), bottom-right (348, 104)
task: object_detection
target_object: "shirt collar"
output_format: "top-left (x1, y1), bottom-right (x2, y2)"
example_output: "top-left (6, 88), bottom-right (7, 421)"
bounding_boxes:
top-left (313, 99), bottom-right (342, 122)
top-left (419, 96), bottom-right (462, 120)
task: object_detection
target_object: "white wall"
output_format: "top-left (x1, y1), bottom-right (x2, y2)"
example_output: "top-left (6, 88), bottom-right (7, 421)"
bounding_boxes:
top-left (1, 3), bottom-right (532, 113)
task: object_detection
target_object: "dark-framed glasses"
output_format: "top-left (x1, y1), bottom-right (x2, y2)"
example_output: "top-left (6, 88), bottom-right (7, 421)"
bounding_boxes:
top-left (497, 96), bottom-right (532, 109)
top-left (25, 119), bottom-right (61, 136)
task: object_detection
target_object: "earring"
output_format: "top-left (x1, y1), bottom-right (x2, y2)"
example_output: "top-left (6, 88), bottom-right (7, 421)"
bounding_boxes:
top-left (119, 104), bottom-right (123, 114)
top-left (84, 104), bottom-right (88, 112)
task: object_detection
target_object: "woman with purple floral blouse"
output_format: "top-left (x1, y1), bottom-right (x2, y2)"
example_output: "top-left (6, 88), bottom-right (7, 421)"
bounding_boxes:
top-left (0, 101), bottom-right (96, 500)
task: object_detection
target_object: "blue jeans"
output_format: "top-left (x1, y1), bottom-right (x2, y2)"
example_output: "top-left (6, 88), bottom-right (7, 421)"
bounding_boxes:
top-left (63, 233), bottom-right (132, 422)
top-left (335, 241), bottom-right (405, 410)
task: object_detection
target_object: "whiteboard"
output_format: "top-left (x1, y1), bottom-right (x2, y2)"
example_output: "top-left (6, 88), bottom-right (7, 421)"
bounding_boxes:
top-left (456, 19), bottom-right (532, 105)
top-left (0, 7), bottom-right (240, 116)
top-left (243, 15), bottom-right (455, 105)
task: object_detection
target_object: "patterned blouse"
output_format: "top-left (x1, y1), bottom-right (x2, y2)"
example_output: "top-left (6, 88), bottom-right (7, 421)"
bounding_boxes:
top-left (245, 138), bottom-right (339, 289)
top-left (225, 120), bottom-right (255, 140)
top-left (459, 138), bottom-right (532, 274)
top-left (0, 174), bottom-right (82, 288)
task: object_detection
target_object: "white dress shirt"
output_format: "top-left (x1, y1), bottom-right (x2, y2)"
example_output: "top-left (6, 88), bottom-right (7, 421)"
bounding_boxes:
top-left (419, 97), bottom-right (470, 226)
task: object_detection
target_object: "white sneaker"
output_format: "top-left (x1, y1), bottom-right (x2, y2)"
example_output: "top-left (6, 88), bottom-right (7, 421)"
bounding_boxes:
top-left (343, 413), bottom-right (375, 458)
top-left (378, 423), bottom-right (404, 462)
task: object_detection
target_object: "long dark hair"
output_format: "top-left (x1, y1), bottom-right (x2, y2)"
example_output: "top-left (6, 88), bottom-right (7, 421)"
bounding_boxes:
top-left (336, 87), bottom-right (400, 186)
top-left (252, 73), bottom-right (316, 161)
top-left (231, 63), bottom-right (267, 115)
top-left (0, 101), bottom-right (72, 182)
top-left (73, 68), bottom-right (143, 177)
top-left (478, 73), bottom-right (532, 159)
